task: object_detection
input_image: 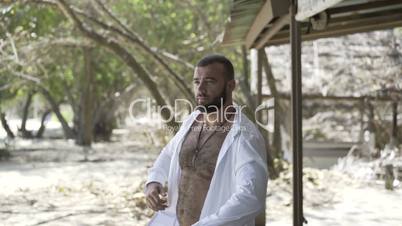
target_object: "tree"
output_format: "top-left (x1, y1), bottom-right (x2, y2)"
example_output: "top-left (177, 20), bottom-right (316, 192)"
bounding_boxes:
top-left (1, 0), bottom-right (256, 146)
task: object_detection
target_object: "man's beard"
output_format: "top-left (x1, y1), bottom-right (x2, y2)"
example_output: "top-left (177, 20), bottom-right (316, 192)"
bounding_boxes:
top-left (197, 86), bottom-right (227, 113)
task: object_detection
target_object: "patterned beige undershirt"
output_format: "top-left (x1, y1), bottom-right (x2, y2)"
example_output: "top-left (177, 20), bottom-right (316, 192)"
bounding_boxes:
top-left (177, 120), bottom-right (232, 226)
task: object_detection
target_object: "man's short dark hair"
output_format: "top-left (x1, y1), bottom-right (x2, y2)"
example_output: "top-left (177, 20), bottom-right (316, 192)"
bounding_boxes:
top-left (196, 54), bottom-right (234, 81)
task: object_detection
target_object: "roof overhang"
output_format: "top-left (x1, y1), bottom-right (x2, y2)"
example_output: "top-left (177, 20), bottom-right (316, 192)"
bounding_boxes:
top-left (221, 0), bottom-right (402, 49)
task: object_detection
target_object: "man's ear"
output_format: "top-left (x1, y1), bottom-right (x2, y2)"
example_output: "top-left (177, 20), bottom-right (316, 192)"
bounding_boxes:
top-left (227, 79), bottom-right (236, 91)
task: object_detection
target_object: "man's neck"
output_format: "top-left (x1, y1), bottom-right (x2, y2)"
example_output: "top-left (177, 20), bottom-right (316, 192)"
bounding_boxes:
top-left (204, 102), bottom-right (235, 126)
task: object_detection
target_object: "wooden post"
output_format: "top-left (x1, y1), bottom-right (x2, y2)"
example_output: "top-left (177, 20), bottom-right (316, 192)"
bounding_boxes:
top-left (261, 50), bottom-right (283, 160)
top-left (250, 48), bottom-right (263, 121)
top-left (257, 49), bottom-right (263, 123)
top-left (290, 0), bottom-right (305, 225)
top-left (254, 49), bottom-right (266, 226)
top-left (385, 164), bottom-right (394, 190)
top-left (273, 98), bottom-right (283, 159)
top-left (391, 101), bottom-right (398, 147)
top-left (359, 99), bottom-right (365, 143)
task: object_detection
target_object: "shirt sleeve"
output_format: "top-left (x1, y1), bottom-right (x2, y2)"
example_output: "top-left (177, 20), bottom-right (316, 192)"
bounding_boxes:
top-left (145, 112), bottom-right (196, 187)
top-left (145, 135), bottom-right (176, 186)
top-left (192, 133), bottom-right (268, 226)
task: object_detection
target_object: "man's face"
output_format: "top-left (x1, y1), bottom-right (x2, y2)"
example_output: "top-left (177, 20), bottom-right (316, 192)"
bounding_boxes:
top-left (193, 63), bottom-right (227, 112)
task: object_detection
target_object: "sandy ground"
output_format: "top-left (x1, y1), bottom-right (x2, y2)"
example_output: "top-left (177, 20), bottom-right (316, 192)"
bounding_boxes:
top-left (1, 127), bottom-right (402, 226)
top-left (267, 166), bottom-right (402, 226)
top-left (0, 134), bottom-right (156, 226)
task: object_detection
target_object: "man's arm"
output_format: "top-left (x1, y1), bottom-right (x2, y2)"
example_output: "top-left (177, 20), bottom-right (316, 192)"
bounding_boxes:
top-left (146, 113), bottom-right (194, 185)
top-left (144, 133), bottom-right (178, 211)
top-left (192, 133), bottom-right (268, 226)
top-left (146, 136), bottom-right (176, 186)
top-left (145, 182), bottom-right (168, 211)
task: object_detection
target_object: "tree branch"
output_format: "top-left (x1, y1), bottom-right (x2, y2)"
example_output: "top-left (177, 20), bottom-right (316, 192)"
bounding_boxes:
top-left (158, 50), bottom-right (194, 70)
top-left (13, 71), bottom-right (41, 84)
top-left (27, 0), bottom-right (193, 101)
top-left (78, 0), bottom-right (194, 100)
top-left (38, 85), bottom-right (76, 139)
top-left (55, 0), bottom-right (178, 128)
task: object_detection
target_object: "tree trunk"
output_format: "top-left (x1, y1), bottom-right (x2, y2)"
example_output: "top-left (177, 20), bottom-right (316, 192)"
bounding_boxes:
top-left (36, 109), bottom-right (51, 138)
top-left (91, 91), bottom-right (120, 141)
top-left (76, 47), bottom-right (95, 146)
top-left (93, 110), bottom-right (116, 141)
top-left (0, 112), bottom-right (15, 138)
top-left (39, 87), bottom-right (75, 139)
top-left (19, 91), bottom-right (34, 138)
top-left (55, 0), bottom-right (178, 131)
top-left (91, 83), bottom-right (138, 141)
top-left (61, 78), bottom-right (79, 136)
top-left (91, 0), bottom-right (193, 101)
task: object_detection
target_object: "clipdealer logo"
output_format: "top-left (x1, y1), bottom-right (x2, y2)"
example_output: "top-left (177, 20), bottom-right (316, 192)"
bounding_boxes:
top-left (128, 98), bottom-right (273, 131)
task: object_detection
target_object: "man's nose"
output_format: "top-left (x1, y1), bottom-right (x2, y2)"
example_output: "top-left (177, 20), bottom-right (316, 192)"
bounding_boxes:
top-left (197, 81), bottom-right (206, 92)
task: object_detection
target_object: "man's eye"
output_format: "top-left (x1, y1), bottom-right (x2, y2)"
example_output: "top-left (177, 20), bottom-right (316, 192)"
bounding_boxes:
top-left (193, 81), bottom-right (200, 85)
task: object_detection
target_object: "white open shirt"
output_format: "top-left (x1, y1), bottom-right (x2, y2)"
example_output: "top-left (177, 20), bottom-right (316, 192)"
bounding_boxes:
top-left (146, 105), bottom-right (268, 226)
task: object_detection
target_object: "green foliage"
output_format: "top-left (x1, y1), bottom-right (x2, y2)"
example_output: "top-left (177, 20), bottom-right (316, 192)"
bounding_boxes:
top-left (111, 0), bottom-right (239, 78)
top-left (0, 3), bottom-right (64, 39)
top-left (0, 0), bottom-right (246, 140)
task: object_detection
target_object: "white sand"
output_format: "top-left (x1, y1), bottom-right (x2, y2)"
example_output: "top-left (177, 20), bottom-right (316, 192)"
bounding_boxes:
top-left (1, 138), bottom-right (401, 226)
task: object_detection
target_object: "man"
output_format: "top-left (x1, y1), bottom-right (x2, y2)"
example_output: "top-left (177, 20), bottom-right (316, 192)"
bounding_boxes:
top-left (145, 54), bottom-right (268, 226)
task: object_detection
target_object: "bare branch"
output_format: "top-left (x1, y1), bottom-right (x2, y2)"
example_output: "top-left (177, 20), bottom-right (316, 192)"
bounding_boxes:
top-left (55, 0), bottom-right (177, 128)
top-left (92, 0), bottom-right (129, 34)
top-left (13, 71), bottom-right (41, 84)
top-left (0, 81), bottom-right (27, 91)
top-left (6, 32), bottom-right (20, 63)
top-left (157, 49), bottom-right (194, 70)
top-left (24, 0), bottom-right (193, 100)
top-left (38, 37), bottom-right (94, 48)
top-left (76, 0), bottom-right (194, 100)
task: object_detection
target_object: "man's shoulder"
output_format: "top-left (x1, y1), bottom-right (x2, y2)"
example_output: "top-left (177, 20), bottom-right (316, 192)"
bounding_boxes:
top-left (234, 112), bottom-right (267, 170)
top-left (237, 112), bottom-right (262, 139)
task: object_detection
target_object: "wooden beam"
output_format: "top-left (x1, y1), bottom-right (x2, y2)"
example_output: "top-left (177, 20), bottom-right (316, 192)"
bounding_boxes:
top-left (266, 12), bottom-right (402, 46)
top-left (296, 0), bottom-right (342, 21)
top-left (245, 1), bottom-right (276, 49)
top-left (245, 0), bottom-right (289, 49)
top-left (254, 13), bottom-right (290, 49)
top-left (328, 0), bottom-right (402, 15)
top-left (262, 5), bottom-right (402, 45)
top-left (329, 7), bottom-right (402, 25)
top-left (261, 93), bottom-right (401, 102)
top-left (260, 50), bottom-right (278, 97)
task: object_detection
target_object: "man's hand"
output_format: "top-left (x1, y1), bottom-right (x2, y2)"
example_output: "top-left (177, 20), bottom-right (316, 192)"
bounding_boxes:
top-left (145, 182), bottom-right (168, 211)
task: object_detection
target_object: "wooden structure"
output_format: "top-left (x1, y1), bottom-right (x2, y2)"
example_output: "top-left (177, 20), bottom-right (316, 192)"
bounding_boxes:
top-left (221, 0), bottom-right (402, 225)
top-left (223, 0), bottom-right (402, 48)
